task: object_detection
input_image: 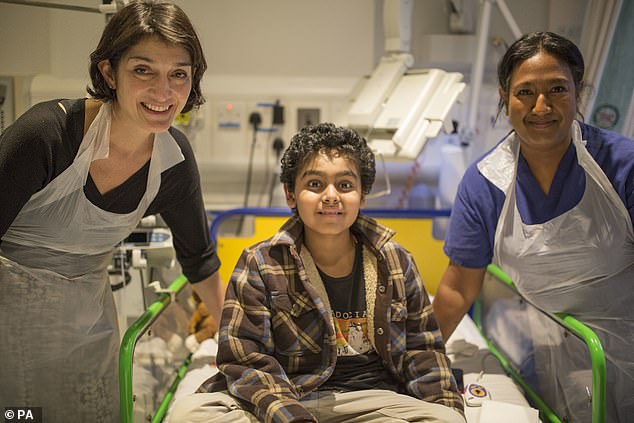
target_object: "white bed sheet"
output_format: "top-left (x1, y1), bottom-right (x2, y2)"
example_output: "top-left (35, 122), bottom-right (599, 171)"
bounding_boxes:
top-left (447, 315), bottom-right (542, 423)
top-left (172, 338), bottom-right (220, 402)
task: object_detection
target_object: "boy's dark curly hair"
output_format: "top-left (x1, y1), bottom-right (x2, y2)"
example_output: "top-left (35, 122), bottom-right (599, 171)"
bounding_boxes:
top-left (280, 123), bottom-right (375, 195)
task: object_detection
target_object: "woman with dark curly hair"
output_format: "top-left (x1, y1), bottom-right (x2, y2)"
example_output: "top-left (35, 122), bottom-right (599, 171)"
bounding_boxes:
top-left (170, 123), bottom-right (465, 423)
top-left (0, 2), bottom-right (224, 421)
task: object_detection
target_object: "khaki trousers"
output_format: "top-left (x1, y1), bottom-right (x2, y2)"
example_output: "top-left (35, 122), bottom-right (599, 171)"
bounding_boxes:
top-left (169, 389), bottom-right (465, 423)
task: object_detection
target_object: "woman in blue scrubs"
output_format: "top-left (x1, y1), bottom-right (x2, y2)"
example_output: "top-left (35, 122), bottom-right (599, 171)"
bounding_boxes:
top-left (433, 32), bottom-right (634, 423)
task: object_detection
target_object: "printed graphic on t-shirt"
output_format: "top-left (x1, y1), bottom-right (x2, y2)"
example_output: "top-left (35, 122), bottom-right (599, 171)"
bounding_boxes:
top-left (333, 310), bottom-right (372, 356)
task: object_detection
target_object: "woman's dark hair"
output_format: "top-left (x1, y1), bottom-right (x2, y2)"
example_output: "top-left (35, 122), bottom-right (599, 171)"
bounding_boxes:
top-left (87, 0), bottom-right (207, 113)
top-left (280, 123), bottom-right (376, 195)
top-left (497, 31), bottom-right (585, 118)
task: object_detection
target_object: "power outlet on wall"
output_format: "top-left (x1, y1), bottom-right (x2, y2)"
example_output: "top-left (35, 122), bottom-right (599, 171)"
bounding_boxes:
top-left (297, 107), bottom-right (321, 130)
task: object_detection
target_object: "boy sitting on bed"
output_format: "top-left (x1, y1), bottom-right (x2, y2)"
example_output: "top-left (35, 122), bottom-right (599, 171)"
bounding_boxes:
top-left (170, 123), bottom-right (465, 423)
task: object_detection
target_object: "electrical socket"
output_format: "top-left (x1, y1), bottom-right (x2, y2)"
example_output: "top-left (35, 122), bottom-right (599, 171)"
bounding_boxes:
top-left (297, 107), bottom-right (320, 130)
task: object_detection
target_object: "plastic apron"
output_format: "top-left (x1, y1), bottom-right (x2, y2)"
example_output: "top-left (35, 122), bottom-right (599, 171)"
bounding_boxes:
top-left (478, 121), bottom-right (634, 423)
top-left (0, 102), bottom-right (184, 422)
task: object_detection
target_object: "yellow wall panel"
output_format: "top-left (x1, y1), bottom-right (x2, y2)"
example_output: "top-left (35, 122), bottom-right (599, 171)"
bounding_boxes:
top-left (216, 216), bottom-right (447, 295)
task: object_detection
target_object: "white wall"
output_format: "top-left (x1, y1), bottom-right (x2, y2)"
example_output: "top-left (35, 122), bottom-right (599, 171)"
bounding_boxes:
top-left (0, 1), bottom-right (592, 88)
top-left (0, 0), bottom-right (379, 79)
top-left (0, 0), bottom-right (592, 209)
top-left (178, 0), bottom-right (378, 77)
top-left (0, 4), bottom-right (52, 76)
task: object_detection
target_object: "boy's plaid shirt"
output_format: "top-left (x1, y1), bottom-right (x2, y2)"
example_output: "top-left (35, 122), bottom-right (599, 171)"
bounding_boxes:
top-left (199, 214), bottom-right (464, 423)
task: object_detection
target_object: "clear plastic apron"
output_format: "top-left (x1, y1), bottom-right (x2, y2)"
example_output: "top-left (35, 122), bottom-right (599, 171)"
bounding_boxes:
top-left (0, 102), bottom-right (184, 422)
top-left (479, 121), bottom-right (634, 423)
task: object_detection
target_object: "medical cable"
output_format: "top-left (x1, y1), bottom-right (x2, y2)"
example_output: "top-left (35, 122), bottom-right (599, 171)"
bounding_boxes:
top-left (476, 352), bottom-right (498, 382)
top-left (236, 112), bottom-right (262, 235)
top-left (267, 101), bottom-right (285, 206)
top-left (257, 130), bottom-right (274, 206)
top-left (267, 137), bottom-right (285, 207)
top-left (259, 100), bottom-right (285, 206)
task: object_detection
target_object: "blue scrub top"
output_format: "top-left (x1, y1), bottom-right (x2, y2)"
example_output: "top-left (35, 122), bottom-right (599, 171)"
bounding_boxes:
top-left (444, 122), bottom-right (634, 269)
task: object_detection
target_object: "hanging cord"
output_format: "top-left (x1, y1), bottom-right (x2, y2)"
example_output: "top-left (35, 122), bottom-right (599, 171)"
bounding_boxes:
top-left (262, 100), bottom-right (285, 206)
top-left (267, 137), bottom-right (285, 207)
top-left (396, 159), bottom-right (420, 209)
top-left (257, 130), bottom-right (274, 205)
top-left (236, 112), bottom-right (261, 235)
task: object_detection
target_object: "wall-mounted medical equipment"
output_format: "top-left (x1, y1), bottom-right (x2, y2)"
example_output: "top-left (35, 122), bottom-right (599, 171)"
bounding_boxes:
top-left (343, 0), bottom-right (466, 161)
top-left (345, 54), bottom-right (465, 160)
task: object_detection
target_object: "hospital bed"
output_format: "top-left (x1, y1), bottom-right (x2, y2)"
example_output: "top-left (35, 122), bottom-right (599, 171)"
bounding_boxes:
top-left (118, 208), bottom-right (606, 423)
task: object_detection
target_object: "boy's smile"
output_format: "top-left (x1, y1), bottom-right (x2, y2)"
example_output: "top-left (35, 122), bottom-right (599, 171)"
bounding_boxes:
top-left (286, 150), bottom-right (365, 243)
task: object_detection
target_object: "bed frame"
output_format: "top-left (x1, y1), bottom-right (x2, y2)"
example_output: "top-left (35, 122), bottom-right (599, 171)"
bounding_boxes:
top-left (118, 208), bottom-right (606, 423)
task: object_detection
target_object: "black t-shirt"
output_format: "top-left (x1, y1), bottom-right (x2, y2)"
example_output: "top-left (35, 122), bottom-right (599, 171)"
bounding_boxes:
top-left (318, 242), bottom-right (399, 392)
top-left (0, 98), bottom-right (220, 282)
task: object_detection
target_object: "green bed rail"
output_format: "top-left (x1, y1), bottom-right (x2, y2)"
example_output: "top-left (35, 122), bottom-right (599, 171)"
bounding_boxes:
top-left (476, 264), bottom-right (606, 423)
top-left (119, 274), bottom-right (189, 423)
top-left (554, 313), bottom-right (607, 423)
top-left (150, 354), bottom-right (193, 423)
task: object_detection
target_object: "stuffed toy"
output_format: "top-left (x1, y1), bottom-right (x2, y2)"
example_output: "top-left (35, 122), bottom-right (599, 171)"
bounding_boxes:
top-left (185, 293), bottom-right (218, 353)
